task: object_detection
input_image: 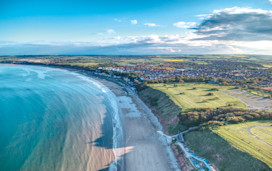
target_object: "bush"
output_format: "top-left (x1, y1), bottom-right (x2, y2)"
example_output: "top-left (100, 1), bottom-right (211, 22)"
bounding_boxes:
top-left (178, 108), bottom-right (272, 127)
top-left (210, 88), bottom-right (219, 91)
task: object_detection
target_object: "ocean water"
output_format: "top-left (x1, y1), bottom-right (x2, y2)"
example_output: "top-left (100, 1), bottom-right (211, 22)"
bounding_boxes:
top-left (0, 64), bottom-right (123, 171)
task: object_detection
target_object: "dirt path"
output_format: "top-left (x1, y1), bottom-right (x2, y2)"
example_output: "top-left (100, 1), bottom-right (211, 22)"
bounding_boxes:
top-left (248, 126), bottom-right (272, 147)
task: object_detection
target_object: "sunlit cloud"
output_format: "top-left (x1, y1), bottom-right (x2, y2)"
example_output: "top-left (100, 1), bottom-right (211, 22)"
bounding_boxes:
top-left (173, 22), bottom-right (197, 29)
top-left (1, 7), bottom-right (272, 55)
top-left (144, 23), bottom-right (160, 27)
top-left (130, 19), bottom-right (138, 25)
top-left (107, 29), bottom-right (116, 34)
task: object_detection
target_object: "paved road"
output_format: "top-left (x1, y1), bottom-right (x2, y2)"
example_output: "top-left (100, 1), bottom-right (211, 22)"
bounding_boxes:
top-left (248, 126), bottom-right (272, 147)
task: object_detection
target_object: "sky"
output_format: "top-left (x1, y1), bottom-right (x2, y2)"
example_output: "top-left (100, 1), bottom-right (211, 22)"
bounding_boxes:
top-left (0, 0), bottom-right (272, 55)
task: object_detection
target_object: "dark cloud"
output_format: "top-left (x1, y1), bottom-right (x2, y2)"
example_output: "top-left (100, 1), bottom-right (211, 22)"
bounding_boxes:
top-left (193, 9), bottom-right (272, 41)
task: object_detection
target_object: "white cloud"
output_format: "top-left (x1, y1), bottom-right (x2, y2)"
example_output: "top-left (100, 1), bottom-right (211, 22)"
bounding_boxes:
top-left (106, 29), bottom-right (116, 34)
top-left (130, 19), bottom-right (138, 25)
top-left (173, 22), bottom-right (197, 29)
top-left (269, 0), bottom-right (272, 3)
top-left (2, 34), bottom-right (272, 55)
top-left (213, 6), bottom-right (271, 15)
top-left (144, 23), bottom-right (160, 27)
top-left (195, 14), bottom-right (213, 20)
top-left (2, 7), bottom-right (272, 55)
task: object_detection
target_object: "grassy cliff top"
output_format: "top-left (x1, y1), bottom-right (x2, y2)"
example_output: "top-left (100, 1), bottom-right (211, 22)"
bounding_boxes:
top-left (148, 83), bottom-right (247, 110)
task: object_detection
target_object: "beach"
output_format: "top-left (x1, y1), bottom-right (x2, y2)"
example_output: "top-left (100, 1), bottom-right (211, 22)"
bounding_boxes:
top-left (95, 78), bottom-right (180, 171)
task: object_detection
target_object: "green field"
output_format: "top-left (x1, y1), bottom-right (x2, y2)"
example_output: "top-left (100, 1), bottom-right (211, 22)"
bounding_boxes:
top-left (184, 130), bottom-right (270, 171)
top-left (251, 126), bottom-right (272, 145)
top-left (213, 121), bottom-right (272, 168)
top-left (149, 83), bottom-right (247, 110)
top-left (69, 62), bottom-right (100, 67)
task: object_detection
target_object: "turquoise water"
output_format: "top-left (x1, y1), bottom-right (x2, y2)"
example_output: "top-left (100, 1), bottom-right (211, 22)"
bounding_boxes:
top-left (0, 65), bottom-right (120, 171)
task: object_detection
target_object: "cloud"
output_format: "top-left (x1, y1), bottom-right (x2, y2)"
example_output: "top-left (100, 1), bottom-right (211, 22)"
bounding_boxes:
top-left (1, 7), bottom-right (272, 55)
top-left (97, 29), bottom-right (116, 36)
top-left (106, 29), bottom-right (116, 34)
top-left (173, 22), bottom-right (197, 29)
top-left (213, 6), bottom-right (270, 14)
top-left (144, 23), bottom-right (160, 27)
top-left (193, 7), bottom-right (272, 41)
top-left (270, 0), bottom-right (272, 3)
top-left (130, 19), bottom-right (138, 25)
top-left (0, 34), bottom-right (255, 55)
top-left (195, 14), bottom-right (213, 20)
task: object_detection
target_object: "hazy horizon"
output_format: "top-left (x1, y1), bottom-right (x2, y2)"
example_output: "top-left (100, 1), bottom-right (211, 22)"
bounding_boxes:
top-left (1, 0), bottom-right (272, 55)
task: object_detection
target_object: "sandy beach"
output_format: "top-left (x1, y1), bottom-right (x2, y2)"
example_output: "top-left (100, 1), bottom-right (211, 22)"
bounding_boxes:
top-left (96, 78), bottom-right (180, 171)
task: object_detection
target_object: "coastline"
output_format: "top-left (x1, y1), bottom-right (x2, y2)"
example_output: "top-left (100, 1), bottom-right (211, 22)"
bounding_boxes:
top-left (93, 77), bottom-right (181, 171)
top-left (0, 63), bottom-right (180, 171)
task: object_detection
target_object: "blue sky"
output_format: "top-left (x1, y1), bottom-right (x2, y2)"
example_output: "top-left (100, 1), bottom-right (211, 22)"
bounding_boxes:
top-left (1, 0), bottom-right (272, 55)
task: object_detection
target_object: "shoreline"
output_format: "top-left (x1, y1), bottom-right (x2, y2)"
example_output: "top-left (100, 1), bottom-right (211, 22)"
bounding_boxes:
top-left (0, 63), bottom-right (181, 171)
top-left (93, 76), bottom-right (181, 171)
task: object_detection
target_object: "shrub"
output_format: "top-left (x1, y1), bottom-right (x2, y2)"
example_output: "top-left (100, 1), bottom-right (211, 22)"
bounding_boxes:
top-left (210, 88), bottom-right (219, 91)
top-left (178, 107), bottom-right (272, 128)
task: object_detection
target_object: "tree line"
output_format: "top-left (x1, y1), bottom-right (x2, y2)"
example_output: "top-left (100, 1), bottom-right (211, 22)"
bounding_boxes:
top-left (178, 108), bottom-right (272, 129)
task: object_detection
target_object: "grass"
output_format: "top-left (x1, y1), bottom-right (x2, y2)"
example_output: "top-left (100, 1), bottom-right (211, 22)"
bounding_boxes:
top-left (262, 64), bottom-right (272, 68)
top-left (163, 59), bottom-right (184, 62)
top-left (213, 121), bottom-right (272, 169)
top-left (69, 62), bottom-right (99, 67)
top-left (184, 129), bottom-right (270, 171)
top-left (251, 126), bottom-right (272, 145)
top-left (148, 83), bottom-right (247, 110)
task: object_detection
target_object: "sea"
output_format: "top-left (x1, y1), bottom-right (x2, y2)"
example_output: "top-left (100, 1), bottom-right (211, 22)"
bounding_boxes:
top-left (0, 64), bottom-right (124, 171)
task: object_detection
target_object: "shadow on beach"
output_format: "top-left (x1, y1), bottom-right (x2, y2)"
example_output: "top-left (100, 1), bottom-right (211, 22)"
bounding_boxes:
top-left (88, 93), bottom-right (130, 171)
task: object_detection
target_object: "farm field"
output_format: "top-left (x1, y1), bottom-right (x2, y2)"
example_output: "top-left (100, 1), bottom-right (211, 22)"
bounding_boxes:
top-left (148, 83), bottom-right (247, 110)
top-left (213, 121), bottom-right (272, 168)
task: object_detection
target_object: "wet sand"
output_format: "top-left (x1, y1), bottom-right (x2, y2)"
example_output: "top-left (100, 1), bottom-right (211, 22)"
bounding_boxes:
top-left (96, 78), bottom-right (180, 171)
